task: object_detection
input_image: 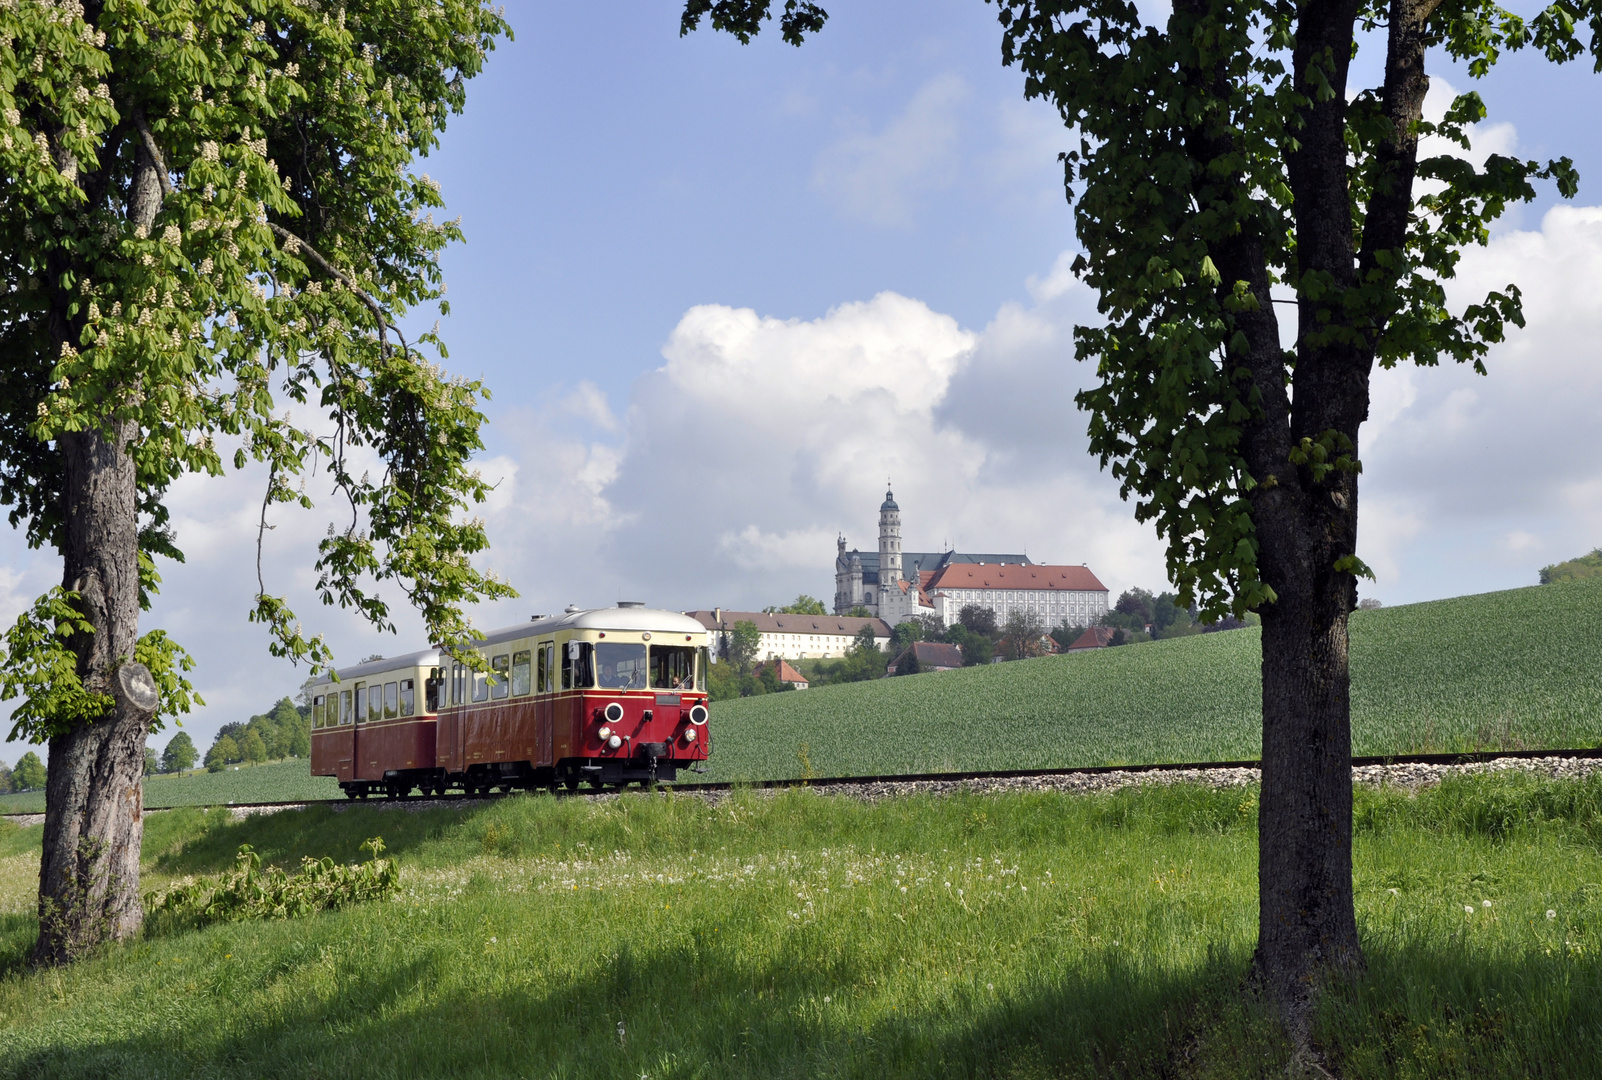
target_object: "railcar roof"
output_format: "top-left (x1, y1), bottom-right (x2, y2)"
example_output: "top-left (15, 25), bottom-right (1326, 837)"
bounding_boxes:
top-left (318, 648), bottom-right (442, 685)
top-left (471, 606), bottom-right (708, 647)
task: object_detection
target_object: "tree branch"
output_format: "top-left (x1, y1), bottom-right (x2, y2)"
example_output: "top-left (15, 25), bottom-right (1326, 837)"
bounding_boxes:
top-left (131, 111), bottom-right (175, 200)
top-left (265, 223), bottom-right (406, 360)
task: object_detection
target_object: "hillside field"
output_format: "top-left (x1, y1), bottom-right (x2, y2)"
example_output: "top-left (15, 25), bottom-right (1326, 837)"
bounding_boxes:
top-left (0, 759), bottom-right (339, 815)
top-left (2, 774), bottom-right (1601, 1077)
top-left (1, 579), bottom-right (1596, 811)
top-left (701, 578), bottom-right (1602, 781)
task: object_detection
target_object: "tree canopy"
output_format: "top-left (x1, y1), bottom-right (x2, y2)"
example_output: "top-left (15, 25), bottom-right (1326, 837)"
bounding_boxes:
top-left (1, 0), bottom-right (514, 744)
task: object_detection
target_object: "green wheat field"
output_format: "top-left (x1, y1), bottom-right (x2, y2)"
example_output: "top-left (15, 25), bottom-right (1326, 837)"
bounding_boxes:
top-left (2, 775), bottom-right (1601, 1077)
top-left (703, 578), bottom-right (1602, 780)
top-left (1, 578), bottom-right (1596, 816)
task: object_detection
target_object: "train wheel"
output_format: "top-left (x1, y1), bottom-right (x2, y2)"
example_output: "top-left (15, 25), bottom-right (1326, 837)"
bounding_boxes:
top-left (563, 774), bottom-right (579, 792)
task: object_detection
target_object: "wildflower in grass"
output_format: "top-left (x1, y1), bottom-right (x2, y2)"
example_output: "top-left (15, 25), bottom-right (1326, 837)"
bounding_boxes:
top-left (1482, 900), bottom-right (1492, 908)
top-left (1465, 905), bottom-right (1475, 915)
top-left (1548, 909), bottom-right (1558, 919)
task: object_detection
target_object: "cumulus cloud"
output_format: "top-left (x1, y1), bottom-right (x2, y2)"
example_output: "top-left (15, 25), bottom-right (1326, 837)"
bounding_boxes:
top-left (1354, 202), bottom-right (1602, 598)
top-left (812, 74), bottom-right (969, 226)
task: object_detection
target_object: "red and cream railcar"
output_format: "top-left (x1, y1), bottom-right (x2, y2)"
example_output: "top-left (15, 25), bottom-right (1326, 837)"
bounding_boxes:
top-left (309, 604), bottom-right (712, 797)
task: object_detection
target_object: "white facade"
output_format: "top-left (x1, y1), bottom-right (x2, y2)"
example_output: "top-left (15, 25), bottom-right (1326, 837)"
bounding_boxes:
top-left (932, 584), bottom-right (1108, 629)
top-left (685, 611), bottom-right (893, 660)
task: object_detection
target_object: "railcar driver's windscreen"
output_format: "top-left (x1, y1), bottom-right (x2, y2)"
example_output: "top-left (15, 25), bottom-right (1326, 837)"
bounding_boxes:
top-left (595, 643), bottom-right (648, 689)
top-left (650, 645), bottom-right (696, 689)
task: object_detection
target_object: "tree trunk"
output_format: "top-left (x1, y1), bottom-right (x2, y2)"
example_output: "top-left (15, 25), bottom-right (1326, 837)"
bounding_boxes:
top-left (1252, 499), bottom-right (1365, 1040)
top-left (31, 420), bottom-right (152, 966)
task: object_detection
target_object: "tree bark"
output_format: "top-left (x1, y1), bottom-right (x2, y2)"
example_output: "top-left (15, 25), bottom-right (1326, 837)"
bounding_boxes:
top-left (31, 123), bottom-right (164, 966)
top-left (32, 420), bottom-right (153, 965)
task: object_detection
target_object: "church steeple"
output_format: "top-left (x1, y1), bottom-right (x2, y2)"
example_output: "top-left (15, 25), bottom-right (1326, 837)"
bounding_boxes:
top-left (879, 484), bottom-right (902, 586)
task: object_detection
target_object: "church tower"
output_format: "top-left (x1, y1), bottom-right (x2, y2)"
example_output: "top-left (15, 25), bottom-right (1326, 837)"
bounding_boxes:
top-left (879, 487), bottom-right (902, 591)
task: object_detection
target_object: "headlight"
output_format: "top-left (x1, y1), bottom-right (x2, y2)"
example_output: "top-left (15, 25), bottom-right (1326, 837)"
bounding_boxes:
top-left (607, 734), bottom-right (622, 749)
top-left (604, 702), bottom-right (624, 723)
top-left (598, 726), bottom-right (611, 741)
top-left (684, 728), bottom-right (697, 743)
top-left (688, 704), bottom-right (708, 726)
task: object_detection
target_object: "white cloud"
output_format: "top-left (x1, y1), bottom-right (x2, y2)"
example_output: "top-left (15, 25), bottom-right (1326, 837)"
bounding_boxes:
top-left (1355, 202), bottom-right (1602, 595)
top-left (812, 74), bottom-right (969, 226)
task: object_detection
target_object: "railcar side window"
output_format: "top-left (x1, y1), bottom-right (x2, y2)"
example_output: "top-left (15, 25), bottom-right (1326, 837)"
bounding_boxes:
top-left (385, 681), bottom-right (399, 718)
top-left (535, 646), bottom-right (547, 694)
top-left (341, 689), bottom-right (352, 724)
top-left (370, 685), bottom-right (384, 723)
top-left (425, 669), bottom-right (441, 712)
top-left (491, 655), bottom-right (510, 700)
top-left (354, 684), bottom-right (367, 723)
top-left (650, 646), bottom-right (697, 690)
top-left (313, 695), bottom-right (324, 729)
top-left (512, 651), bottom-right (531, 696)
top-left (561, 641), bottom-right (594, 689)
top-left (473, 667), bottom-right (489, 703)
top-left (453, 663), bottom-right (465, 705)
top-left (401, 679), bottom-right (416, 716)
top-left (596, 643), bottom-right (648, 690)
top-left (697, 647), bottom-right (710, 690)
top-left (545, 643), bottom-right (556, 691)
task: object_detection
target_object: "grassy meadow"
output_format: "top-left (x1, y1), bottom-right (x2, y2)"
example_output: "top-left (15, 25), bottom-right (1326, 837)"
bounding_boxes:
top-left (0, 758), bottom-right (340, 815)
top-left (1, 774), bottom-right (1601, 1077)
top-left (703, 578), bottom-right (1602, 781)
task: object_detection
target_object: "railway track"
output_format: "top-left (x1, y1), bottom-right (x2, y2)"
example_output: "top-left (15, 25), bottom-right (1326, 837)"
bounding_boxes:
top-left (8, 745), bottom-right (1601, 817)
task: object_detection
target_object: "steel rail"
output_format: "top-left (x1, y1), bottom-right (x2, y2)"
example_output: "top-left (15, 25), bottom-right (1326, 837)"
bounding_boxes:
top-left (6, 745), bottom-right (1599, 817)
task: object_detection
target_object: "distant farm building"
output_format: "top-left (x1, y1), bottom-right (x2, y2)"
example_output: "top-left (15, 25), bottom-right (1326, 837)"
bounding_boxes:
top-left (889, 641), bottom-right (965, 675)
top-left (751, 658), bottom-right (809, 689)
top-left (685, 610), bottom-right (892, 661)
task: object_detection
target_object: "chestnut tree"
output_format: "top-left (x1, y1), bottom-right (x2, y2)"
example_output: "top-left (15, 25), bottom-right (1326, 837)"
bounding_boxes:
top-left (0, 0), bottom-right (513, 965)
top-left (684, 0), bottom-right (1599, 1054)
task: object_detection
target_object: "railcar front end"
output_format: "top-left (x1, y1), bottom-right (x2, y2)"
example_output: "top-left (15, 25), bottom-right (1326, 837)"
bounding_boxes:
top-left (308, 604), bottom-right (712, 797)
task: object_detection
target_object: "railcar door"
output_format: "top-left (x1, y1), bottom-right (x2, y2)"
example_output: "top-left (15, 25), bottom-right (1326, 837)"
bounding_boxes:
top-left (335, 687), bottom-right (355, 781)
top-left (351, 682), bottom-right (372, 780)
top-left (534, 641), bottom-right (554, 766)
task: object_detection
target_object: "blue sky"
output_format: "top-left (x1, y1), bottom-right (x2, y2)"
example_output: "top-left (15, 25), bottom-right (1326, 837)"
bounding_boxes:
top-left (5, 1), bottom-right (1602, 760)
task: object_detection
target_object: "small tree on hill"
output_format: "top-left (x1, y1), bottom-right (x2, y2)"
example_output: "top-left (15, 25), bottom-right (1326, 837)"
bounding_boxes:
top-left (1540, 549), bottom-right (1602, 584)
top-left (998, 610), bottom-right (1046, 662)
top-left (160, 731), bottom-right (197, 774)
top-left (728, 620), bottom-right (761, 674)
top-left (13, 752), bottom-right (47, 792)
top-left (241, 728), bottom-right (268, 765)
top-left (204, 735), bottom-right (240, 774)
top-left (957, 605), bottom-right (997, 637)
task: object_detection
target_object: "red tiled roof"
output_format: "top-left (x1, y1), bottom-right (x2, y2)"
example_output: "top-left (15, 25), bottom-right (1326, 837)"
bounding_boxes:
top-left (890, 641), bottom-right (965, 670)
top-left (1067, 626), bottom-right (1116, 650)
top-left (928, 563), bottom-right (1108, 592)
top-left (753, 658), bottom-right (808, 684)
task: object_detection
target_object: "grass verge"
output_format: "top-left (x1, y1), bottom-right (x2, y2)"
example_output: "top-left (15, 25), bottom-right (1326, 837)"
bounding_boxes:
top-left (0, 774), bottom-right (1599, 1077)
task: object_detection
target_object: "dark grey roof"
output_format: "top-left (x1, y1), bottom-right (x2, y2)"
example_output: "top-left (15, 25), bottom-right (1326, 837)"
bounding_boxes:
top-left (880, 488), bottom-right (899, 511)
top-left (847, 549), bottom-right (1033, 582)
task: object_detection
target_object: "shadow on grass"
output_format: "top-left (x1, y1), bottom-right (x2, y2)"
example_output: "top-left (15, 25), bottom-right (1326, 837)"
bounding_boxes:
top-left (145, 801), bottom-right (473, 877)
top-left (3, 929), bottom-right (1270, 1080)
top-left (8, 932), bottom-right (1598, 1079)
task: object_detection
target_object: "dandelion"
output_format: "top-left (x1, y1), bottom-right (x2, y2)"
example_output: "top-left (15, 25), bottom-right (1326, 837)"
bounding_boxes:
top-left (1388, 888), bottom-right (1398, 896)
top-left (1465, 905), bottom-right (1475, 915)
top-left (1482, 900), bottom-right (1492, 909)
top-left (986, 983), bottom-right (994, 991)
top-left (1548, 910), bottom-right (1558, 920)
top-left (822, 996), bottom-right (830, 1003)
